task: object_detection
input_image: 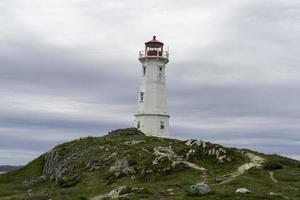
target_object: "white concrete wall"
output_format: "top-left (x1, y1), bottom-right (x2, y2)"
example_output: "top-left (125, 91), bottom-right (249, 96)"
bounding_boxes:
top-left (134, 114), bottom-right (169, 137)
top-left (135, 57), bottom-right (170, 137)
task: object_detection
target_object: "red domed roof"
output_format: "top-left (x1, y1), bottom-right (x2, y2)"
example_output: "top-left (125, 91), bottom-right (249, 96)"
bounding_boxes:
top-left (145, 36), bottom-right (164, 46)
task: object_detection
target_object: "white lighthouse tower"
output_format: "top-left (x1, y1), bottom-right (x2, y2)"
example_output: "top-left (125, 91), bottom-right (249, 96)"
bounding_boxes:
top-left (134, 36), bottom-right (170, 137)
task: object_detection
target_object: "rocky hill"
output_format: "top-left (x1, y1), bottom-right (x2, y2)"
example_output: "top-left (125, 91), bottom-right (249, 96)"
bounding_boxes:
top-left (0, 128), bottom-right (299, 200)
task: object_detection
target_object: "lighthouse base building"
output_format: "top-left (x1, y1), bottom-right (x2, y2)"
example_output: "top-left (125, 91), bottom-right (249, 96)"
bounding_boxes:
top-left (134, 36), bottom-right (170, 137)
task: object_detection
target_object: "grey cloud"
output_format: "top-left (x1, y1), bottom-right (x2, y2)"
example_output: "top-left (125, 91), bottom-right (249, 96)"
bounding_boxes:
top-left (0, 0), bottom-right (300, 164)
top-left (169, 84), bottom-right (300, 119)
top-left (0, 149), bottom-right (41, 166)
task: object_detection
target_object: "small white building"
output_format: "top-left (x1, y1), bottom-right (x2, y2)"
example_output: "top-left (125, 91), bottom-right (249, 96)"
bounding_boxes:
top-left (134, 36), bottom-right (170, 137)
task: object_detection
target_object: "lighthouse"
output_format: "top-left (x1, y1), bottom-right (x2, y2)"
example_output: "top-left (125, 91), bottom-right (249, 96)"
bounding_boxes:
top-left (134, 36), bottom-right (170, 137)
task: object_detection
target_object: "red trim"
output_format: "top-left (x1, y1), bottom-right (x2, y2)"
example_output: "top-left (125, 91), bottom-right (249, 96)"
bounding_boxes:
top-left (147, 50), bottom-right (162, 56)
top-left (145, 36), bottom-right (164, 46)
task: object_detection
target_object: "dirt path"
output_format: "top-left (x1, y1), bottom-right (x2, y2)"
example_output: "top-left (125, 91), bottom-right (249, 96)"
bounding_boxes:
top-left (215, 152), bottom-right (264, 185)
top-left (269, 171), bottom-right (278, 183)
top-left (90, 186), bottom-right (129, 200)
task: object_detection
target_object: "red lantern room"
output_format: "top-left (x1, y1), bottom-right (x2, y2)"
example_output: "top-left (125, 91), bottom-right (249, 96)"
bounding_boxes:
top-left (145, 36), bottom-right (164, 56)
top-left (139, 36), bottom-right (168, 61)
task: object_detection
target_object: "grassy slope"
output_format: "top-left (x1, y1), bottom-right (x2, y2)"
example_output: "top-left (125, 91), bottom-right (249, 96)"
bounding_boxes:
top-left (0, 130), bottom-right (299, 200)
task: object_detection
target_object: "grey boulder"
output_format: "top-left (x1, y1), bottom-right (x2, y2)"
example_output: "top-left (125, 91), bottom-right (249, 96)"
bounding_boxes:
top-left (188, 182), bottom-right (211, 196)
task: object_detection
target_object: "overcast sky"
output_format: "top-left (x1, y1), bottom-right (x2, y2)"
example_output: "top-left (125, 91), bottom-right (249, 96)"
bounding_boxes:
top-left (1, 0), bottom-right (300, 165)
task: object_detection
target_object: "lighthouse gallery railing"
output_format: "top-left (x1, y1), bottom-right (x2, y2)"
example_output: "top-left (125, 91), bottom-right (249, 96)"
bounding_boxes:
top-left (139, 50), bottom-right (169, 59)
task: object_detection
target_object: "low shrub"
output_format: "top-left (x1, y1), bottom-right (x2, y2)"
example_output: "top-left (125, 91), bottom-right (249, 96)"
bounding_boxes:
top-left (263, 160), bottom-right (283, 170)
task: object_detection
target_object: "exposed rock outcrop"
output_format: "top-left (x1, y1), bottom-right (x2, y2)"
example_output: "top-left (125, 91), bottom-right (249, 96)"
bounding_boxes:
top-left (102, 152), bottom-right (118, 162)
top-left (188, 183), bottom-right (211, 196)
top-left (185, 139), bottom-right (231, 163)
top-left (23, 176), bottom-right (46, 187)
top-left (235, 188), bottom-right (251, 194)
top-left (43, 148), bottom-right (73, 181)
top-left (124, 140), bottom-right (145, 145)
top-left (43, 144), bottom-right (104, 182)
top-left (85, 160), bottom-right (100, 172)
top-left (108, 128), bottom-right (145, 136)
top-left (109, 157), bottom-right (136, 178)
top-left (152, 146), bottom-right (206, 172)
top-left (152, 146), bottom-right (177, 165)
top-left (57, 174), bottom-right (82, 188)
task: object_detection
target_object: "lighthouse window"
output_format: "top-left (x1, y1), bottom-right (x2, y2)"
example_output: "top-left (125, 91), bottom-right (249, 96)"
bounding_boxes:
top-left (140, 92), bottom-right (144, 102)
top-left (158, 66), bottom-right (163, 79)
top-left (160, 121), bottom-right (165, 129)
top-left (143, 67), bottom-right (146, 75)
top-left (137, 121), bottom-right (141, 129)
